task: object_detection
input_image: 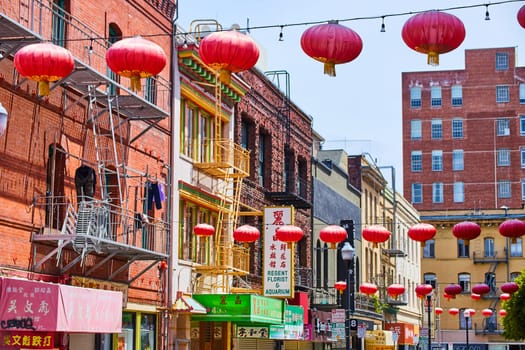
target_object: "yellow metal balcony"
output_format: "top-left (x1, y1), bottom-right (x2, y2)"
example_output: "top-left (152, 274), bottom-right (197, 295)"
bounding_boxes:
top-left (194, 243), bottom-right (251, 276)
top-left (193, 139), bottom-right (250, 178)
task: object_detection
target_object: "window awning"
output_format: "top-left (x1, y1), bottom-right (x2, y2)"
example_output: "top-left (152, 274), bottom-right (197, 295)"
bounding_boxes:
top-left (172, 291), bottom-right (207, 314)
top-left (0, 277), bottom-right (122, 333)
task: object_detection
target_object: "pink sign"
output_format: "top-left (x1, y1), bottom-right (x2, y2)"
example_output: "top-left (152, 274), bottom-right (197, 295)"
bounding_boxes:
top-left (0, 278), bottom-right (122, 333)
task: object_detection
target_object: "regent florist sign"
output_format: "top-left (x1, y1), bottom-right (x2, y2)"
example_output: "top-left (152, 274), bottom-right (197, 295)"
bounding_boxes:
top-left (263, 207), bottom-right (294, 298)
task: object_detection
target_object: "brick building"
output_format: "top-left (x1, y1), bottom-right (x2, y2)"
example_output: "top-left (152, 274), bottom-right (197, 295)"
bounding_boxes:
top-left (0, 0), bottom-right (174, 349)
top-left (402, 47), bottom-right (525, 348)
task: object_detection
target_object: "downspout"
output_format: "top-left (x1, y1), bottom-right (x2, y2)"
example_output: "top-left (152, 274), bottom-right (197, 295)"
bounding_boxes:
top-left (165, 5), bottom-right (179, 350)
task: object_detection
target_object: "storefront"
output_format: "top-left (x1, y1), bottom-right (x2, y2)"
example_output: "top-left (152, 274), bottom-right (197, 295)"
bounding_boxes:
top-left (384, 323), bottom-right (419, 350)
top-left (191, 294), bottom-right (285, 350)
top-left (0, 277), bottom-right (122, 349)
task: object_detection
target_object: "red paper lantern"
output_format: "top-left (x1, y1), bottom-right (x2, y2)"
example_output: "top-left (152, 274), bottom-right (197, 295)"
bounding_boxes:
top-left (106, 36), bottom-right (167, 92)
top-left (444, 284), bottom-right (463, 298)
top-left (501, 281), bottom-right (519, 294)
top-left (362, 225), bottom-right (391, 248)
top-left (319, 225), bottom-right (347, 249)
top-left (334, 281), bottom-right (347, 294)
top-left (472, 283), bottom-right (490, 296)
top-left (471, 293), bottom-right (481, 300)
top-left (452, 221), bottom-right (481, 245)
top-left (415, 284), bottom-right (433, 299)
top-left (359, 282), bottom-right (378, 296)
top-left (498, 219), bottom-right (525, 243)
top-left (233, 224), bottom-right (260, 244)
top-left (435, 307), bottom-right (443, 315)
top-left (300, 20), bottom-right (363, 77)
top-left (159, 260), bottom-right (168, 271)
top-left (198, 30), bottom-right (259, 84)
top-left (387, 284), bottom-right (405, 299)
top-left (14, 43), bottom-right (75, 96)
top-left (444, 292), bottom-right (453, 301)
top-left (500, 293), bottom-right (511, 301)
top-left (518, 5), bottom-right (525, 28)
top-left (481, 308), bottom-right (493, 317)
top-left (401, 10), bottom-right (465, 66)
top-left (499, 309), bottom-right (507, 317)
top-left (275, 225), bottom-right (304, 248)
top-left (193, 223), bottom-right (215, 237)
top-left (449, 308), bottom-right (459, 316)
top-left (408, 223), bottom-right (436, 246)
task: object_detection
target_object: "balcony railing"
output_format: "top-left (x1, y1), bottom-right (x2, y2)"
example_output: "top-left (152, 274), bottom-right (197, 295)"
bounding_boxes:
top-left (0, 0), bottom-right (170, 112)
top-left (32, 196), bottom-right (168, 255)
top-left (193, 138), bottom-right (250, 177)
top-left (474, 321), bottom-right (504, 335)
top-left (295, 266), bottom-right (312, 289)
top-left (473, 249), bottom-right (508, 263)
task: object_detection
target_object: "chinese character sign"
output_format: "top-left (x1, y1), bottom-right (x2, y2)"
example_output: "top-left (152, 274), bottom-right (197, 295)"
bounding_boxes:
top-left (263, 207), bottom-right (294, 298)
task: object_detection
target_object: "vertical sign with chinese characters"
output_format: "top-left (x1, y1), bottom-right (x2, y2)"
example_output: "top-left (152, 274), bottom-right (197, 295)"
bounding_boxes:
top-left (263, 206), bottom-right (294, 298)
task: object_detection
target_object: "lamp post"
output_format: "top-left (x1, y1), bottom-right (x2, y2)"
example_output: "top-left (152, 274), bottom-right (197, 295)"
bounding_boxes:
top-left (426, 293), bottom-right (432, 350)
top-left (341, 242), bottom-right (355, 350)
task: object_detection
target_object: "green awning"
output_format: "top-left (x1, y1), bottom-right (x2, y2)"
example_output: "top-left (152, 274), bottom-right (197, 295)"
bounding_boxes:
top-left (192, 294), bottom-right (283, 324)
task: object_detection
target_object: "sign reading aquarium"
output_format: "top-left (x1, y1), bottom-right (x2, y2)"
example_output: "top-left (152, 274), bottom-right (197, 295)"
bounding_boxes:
top-left (263, 206), bottom-right (294, 298)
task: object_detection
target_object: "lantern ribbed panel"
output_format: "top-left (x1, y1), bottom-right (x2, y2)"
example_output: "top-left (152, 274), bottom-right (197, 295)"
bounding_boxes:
top-left (498, 219), bottom-right (525, 241)
top-left (500, 281), bottom-right (519, 294)
top-left (452, 221), bottom-right (481, 243)
top-left (198, 31), bottom-right (260, 73)
top-left (401, 11), bottom-right (465, 65)
top-left (233, 224), bottom-right (260, 243)
top-left (106, 37), bottom-right (167, 78)
top-left (444, 283), bottom-right (462, 297)
top-left (319, 225), bottom-right (347, 248)
top-left (408, 223), bottom-right (436, 243)
top-left (362, 225), bottom-right (391, 246)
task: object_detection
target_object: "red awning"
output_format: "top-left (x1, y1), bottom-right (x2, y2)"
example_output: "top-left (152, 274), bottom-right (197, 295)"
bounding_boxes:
top-left (0, 277), bottom-right (122, 333)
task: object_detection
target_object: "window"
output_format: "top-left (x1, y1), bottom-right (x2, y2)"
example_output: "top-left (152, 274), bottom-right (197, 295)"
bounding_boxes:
top-left (521, 84), bottom-right (525, 104)
top-left (452, 149), bottom-right (464, 171)
top-left (197, 113), bottom-right (211, 162)
top-left (411, 120), bottom-right (422, 140)
top-left (423, 239), bottom-right (434, 258)
top-left (485, 272), bottom-right (496, 293)
top-left (498, 180), bottom-right (511, 198)
top-left (497, 149), bottom-right (511, 166)
top-left (484, 238), bottom-right (495, 257)
top-left (460, 308), bottom-right (472, 330)
top-left (424, 273), bottom-right (437, 289)
top-left (431, 119), bottom-right (442, 139)
top-left (411, 151), bottom-right (422, 172)
top-left (52, 0), bottom-right (67, 46)
top-left (452, 118), bottom-right (463, 138)
top-left (458, 273), bottom-right (471, 293)
top-left (511, 238), bottom-right (523, 257)
top-left (458, 239), bottom-right (469, 257)
top-left (453, 182), bottom-right (464, 203)
top-left (258, 133), bottom-right (268, 186)
top-left (431, 150), bottom-right (443, 171)
top-left (144, 77), bottom-right (157, 104)
top-left (140, 314), bottom-right (157, 350)
top-left (510, 272), bottom-right (521, 281)
top-left (496, 118), bottom-right (510, 136)
top-left (496, 52), bottom-right (509, 70)
top-left (451, 85), bottom-right (463, 106)
top-left (432, 182), bottom-right (443, 203)
top-left (521, 148), bottom-right (525, 168)
top-left (410, 86), bottom-right (421, 108)
top-left (412, 183), bottom-right (422, 204)
top-left (181, 101), bottom-right (195, 158)
top-left (431, 86), bottom-right (442, 107)
top-left (496, 86), bottom-right (510, 103)
top-left (521, 116), bottom-right (525, 136)
top-left (522, 179), bottom-right (525, 201)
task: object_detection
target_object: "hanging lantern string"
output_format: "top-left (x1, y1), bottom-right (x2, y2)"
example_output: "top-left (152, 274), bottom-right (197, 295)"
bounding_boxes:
top-left (43, 0), bottom-right (524, 43)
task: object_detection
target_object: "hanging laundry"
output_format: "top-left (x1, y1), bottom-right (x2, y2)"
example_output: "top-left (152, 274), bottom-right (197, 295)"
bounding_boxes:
top-left (146, 181), bottom-right (162, 210)
top-left (75, 165), bottom-right (96, 203)
top-left (158, 183), bottom-right (166, 202)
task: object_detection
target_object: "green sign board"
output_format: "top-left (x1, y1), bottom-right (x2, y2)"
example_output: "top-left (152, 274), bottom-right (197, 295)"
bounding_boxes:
top-left (192, 294), bottom-right (283, 324)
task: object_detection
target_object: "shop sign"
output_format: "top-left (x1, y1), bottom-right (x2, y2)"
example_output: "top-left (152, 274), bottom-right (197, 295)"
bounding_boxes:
top-left (70, 276), bottom-right (128, 307)
top-left (235, 326), bottom-right (269, 338)
top-left (1, 332), bottom-right (54, 349)
top-left (384, 323), bottom-right (417, 345)
top-left (330, 323), bottom-right (345, 340)
top-left (331, 309), bottom-right (345, 323)
top-left (263, 207), bottom-right (294, 298)
top-left (284, 305), bottom-right (304, 339)
top-left (192, 294), bottom-right (283, 324)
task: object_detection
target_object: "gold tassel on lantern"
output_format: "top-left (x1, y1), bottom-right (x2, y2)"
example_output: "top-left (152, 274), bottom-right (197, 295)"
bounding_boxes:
top-left (323, 62), bottom-right (336, 77)
top-left (38, 81), bottom-right (50, 96)
top-left (130, 75), bottom-right (142, 92)
top-left (427, 51), bottom-right (439, 66)
top-left (218, 68), bottom-right (232, 85)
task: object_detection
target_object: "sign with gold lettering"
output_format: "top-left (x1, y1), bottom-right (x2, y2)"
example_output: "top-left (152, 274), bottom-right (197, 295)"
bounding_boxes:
top-left (1, 332), bottom-right (54, 349)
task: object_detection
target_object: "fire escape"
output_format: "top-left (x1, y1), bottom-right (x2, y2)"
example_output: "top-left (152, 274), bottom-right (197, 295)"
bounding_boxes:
top-left (0, 1), bottom-right (169, 283)
top-left (178, 25), bottom-right (251, 292)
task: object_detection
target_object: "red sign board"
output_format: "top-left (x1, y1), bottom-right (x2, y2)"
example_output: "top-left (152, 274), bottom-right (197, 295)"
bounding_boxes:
top-left (1, 332), bottom-right (54, 349)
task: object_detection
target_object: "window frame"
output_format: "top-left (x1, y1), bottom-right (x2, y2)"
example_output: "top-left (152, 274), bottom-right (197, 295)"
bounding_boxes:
top-left (496, 85), bottom-right (510, 103)
top-left (451, 85), bottom-right (463, 106)
top-left (496, 118), bottom-right (510, 136)
top-left (430, 86), bottom-right (442, 107)
top-left (497, 148), bottom-right (511, 167)
top-left (484, 237), bottom-right (495, 257)
top-left (452, 118), bottom-right (463, 139)
top-left (520, 84), bottom-right (525, 104)
top-left (458, 239), bottom-right (470, 258)
top-left (411, 119), bottom-right (422, 140)
top-left (452, 149), bottom-right (464, 171)
top-left (458, 273), bottom-right (471, 293)
top-left (453, 182), bottom-right (464, 203)
top-left (510, 238), bottom-right (523, 257)
top-left (410, 86), bottom-right (422, 108)
top-left (412, 183), bottom-right (422, 204)
top-left (431, 119), bottom-right (443, 140)
top-left (432, 182), bottom-right (444, 203)
top-left (423, 239), bottom-right (435, 258)
top-left (520, 116), bottom-right (525, 136)
top-left (496, 52), bottom-right (509, 71)
top-left (411, 151), bottom-right (422, 172)
top-left (431, 150), bottom-right (443, 171)
top-left (498, 180), bottom-right (511, 198)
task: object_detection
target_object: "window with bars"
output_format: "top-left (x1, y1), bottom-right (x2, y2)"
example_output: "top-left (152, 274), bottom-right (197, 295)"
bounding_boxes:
top-left (497, 148), bottom-right (511, 166)
top-left (496, 118), bottom-right (510, 136)
top-left (451, 85), bottom-right (463, 106)
top-left (431, 119), bottom-right (442, 139)
top-left (496, 52), bottom-right (509, 70)
top-left (496, 85), bottom-right (510, 103)
top-left (430, 86), bottom-right (442, 107)
top-left (410, 86), bottom-right (422, 108)
top-left (498, 180), bottom-right (511, 198)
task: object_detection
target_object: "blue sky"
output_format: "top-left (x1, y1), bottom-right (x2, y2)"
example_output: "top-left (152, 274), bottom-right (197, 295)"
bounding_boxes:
top-left (176, 0), bottom-right (525, 194)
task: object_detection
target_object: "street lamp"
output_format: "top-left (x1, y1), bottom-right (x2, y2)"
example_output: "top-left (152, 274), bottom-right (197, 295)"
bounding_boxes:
top-left (464, 309), bottom-right (473, 350)
top-left (341, 241), bottom-right (356, 350)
